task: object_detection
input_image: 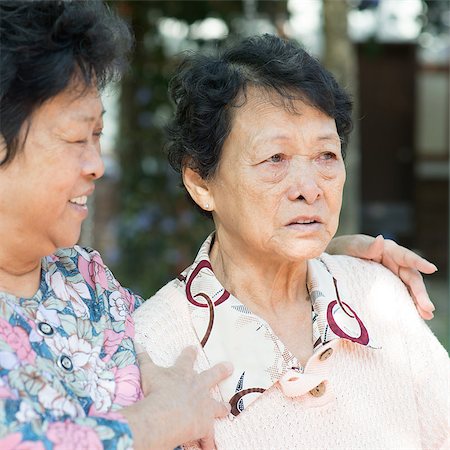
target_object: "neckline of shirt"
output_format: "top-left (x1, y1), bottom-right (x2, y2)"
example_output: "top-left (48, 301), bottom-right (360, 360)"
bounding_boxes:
top-left (177, 233), bottom-right (379, 415)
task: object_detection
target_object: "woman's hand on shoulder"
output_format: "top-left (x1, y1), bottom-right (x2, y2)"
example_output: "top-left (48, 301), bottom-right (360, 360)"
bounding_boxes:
top-left (326, 234), bottom-right (437, 320)
top-left (122, 344), bottom-right (232, 450)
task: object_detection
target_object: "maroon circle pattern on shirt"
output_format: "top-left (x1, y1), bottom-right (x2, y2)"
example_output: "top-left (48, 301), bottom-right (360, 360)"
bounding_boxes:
top-left (177, 233), bottom-right (378, 415)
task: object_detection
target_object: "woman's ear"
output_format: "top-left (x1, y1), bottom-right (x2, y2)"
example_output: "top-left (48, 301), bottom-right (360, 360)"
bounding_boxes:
top-left (182, 166), bottom-right (214, 212)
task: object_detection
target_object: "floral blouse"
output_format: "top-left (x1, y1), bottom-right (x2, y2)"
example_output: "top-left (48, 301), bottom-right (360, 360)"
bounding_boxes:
top-left (0, 246), bottom-right (143, 449)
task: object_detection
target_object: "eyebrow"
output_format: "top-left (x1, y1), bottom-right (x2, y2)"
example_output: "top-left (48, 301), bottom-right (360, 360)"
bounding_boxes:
top-left (263, 133), bottom-right (340, 144)
top-left (317, 134), bottom-right (340, 143)
top-left (73, 109), bottom-right (106, 123)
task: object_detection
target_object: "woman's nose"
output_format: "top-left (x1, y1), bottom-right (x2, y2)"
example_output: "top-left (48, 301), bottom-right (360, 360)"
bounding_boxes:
top-left (82, 142), bottom-right (105, 180)
top-left (286, 159), bottom-right (322, 204)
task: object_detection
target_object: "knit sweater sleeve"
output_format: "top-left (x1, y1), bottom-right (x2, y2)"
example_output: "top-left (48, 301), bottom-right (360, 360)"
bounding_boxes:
top-left (320, 254), bottom-right (450, 449)
top-left (393, 278), bottom-right (450, 449)
top-left (133, 282), bottom-right (201, 368)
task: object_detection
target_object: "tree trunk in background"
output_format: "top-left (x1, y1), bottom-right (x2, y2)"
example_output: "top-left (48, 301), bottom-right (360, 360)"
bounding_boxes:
top-left (323, 0), bottom-right (360, 235)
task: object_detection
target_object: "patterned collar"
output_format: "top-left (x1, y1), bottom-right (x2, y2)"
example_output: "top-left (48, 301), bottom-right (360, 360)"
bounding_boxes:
top-left (179, 233), bottom-right (378, 416)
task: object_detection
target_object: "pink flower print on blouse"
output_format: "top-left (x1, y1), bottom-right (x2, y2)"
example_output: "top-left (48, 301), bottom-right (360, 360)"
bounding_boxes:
top-left (78, 251), bottom-right (109, 292)
top-left (118, 285), bottom-right (139, 314)
top-left (46, 270), bottom-right (90, 319)
top-left (108, 291), bottom-right (129, 322)
top-left (124, 314), bottom-right (135, 339)
top-left (112, 365), bottom-right (142, 406)
top-left (82, 362), bottom-right (115, 413)
top-left (89, 253), bottom-right (110, 290)
top-left (47, 421), bottom-right (103, 450)
top-left (0, 433), bottom-right (45, 450)
top-left (0, 319), bottom-right (36, 368)
top-left (38, 384), bottom-right (84, 418)
top-left (88, 365), bottom-right (141, 415)
top-left (46, 334), bottom-right (115, 412)
top-left (102, 329), bottom-right (125, 362)
top-left (47, 334), bottom-right (96, 369)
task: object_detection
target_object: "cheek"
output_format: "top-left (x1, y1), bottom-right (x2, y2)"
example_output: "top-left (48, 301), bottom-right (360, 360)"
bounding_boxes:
top-left (215, 171), bottom-right (258, 206)
top-left (331, 165), bottom-right (345, 194)
top-left (325, 174), bottom-right (345, 213)
top-left (256, 161), bottom-right (289, 184)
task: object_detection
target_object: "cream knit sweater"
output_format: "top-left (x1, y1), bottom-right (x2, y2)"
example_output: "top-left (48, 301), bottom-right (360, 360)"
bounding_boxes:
top-left (134, 255), bottom-right (450, 450)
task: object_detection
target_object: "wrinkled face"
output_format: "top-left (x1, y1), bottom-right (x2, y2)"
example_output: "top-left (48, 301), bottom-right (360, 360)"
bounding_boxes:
top-left (206, 88), bottom-right (346, 263)
top-left (0, 81), bottom-right (104, 255)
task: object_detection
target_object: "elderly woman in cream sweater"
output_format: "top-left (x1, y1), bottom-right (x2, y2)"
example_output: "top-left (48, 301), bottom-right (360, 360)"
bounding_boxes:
top-left (134, 34), bottom-right (449, 449)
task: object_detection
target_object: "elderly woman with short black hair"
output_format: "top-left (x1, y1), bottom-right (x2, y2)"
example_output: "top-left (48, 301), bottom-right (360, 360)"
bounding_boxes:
top-left (134, 34), bottom-right (449, 449)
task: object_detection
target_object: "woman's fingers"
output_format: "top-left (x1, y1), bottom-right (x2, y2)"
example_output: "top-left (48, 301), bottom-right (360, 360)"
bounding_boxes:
top-left (175, 347), bottom-right (233, 391)
top-left (174, 345), bottom-right (198, 369)
top-left (408, 288), bottom-right (434, 321)
top-left (199, 362), bottom-right (234, 389)
top-left (379, 242), bottom-right (436, 318)
top-left (327, 234), bottom-right (437, 320)
top-left (360, 234), bottom-right (384, 262)
top-left (328, 234), bottom-right (438, 275)
top-left (130, 345), bottom-right (233, 448)
top-left (197, 400), bottom-right (230, 450)
top-left (214, 398), bottom-right (231, 418)
top-left (384, 239), bottom-right (438, 274)
top-left (398, 266), bottom-right (435, 319)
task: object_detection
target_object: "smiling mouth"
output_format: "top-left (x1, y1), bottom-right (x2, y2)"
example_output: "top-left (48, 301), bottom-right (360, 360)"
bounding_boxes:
top-left (69, 195), bottom-right (88, 207)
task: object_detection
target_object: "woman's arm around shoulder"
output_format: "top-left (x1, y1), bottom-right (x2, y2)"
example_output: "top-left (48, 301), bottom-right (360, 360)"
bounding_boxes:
top-left (326, 234), bottom-right (437, 319)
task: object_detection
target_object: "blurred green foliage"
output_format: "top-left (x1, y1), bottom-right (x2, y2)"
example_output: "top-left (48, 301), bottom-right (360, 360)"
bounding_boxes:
top-left (108, 1), bottom-right (287, 296)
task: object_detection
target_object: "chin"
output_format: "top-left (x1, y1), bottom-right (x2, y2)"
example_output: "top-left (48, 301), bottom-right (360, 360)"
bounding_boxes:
top-left (283, 238), bottom-right (329, 261)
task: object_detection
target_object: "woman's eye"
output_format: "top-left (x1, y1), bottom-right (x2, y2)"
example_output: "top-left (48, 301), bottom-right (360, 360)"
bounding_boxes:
top-left (321, 152), bottom-right (337, 161)
top-left (267, 154), bottom-right (283, 163)
top-left (71, 131), bottom-right (102, 144)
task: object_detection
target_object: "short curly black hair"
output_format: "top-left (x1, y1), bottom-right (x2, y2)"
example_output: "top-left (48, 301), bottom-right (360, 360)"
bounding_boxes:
top-left (0, 0), bottom-right (133, 165)
top-left (166, 34), bottom-right (353, 218)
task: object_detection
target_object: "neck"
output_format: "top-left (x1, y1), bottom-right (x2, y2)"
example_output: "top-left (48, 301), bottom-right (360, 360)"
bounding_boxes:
top-left (0, 236), bottom-right (44, 299)
top-left (209, 233), bottom-right (309, 316)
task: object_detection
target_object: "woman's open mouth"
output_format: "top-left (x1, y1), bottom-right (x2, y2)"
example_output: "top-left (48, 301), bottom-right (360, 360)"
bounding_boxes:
top-left (68, 195), bottom-right (89, 217)
top-left (69, 195), bottom-right (87, 207)
top-left (286, 216), bottom-right (322, 231)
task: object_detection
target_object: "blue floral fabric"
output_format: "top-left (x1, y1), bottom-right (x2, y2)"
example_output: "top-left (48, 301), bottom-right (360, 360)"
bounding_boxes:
top-left (0, 246), bottom-right (143, 449)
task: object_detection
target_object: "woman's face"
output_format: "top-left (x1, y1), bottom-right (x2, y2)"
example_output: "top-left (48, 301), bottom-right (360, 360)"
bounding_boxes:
top-left (206, 88), bottom-right (346, 263)
top-left (0, 81), bottom-right (104, 256)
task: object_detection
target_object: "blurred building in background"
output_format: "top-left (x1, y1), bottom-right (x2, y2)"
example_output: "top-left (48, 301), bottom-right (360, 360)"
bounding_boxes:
top-left (81, 0), bottom-right (449, 347)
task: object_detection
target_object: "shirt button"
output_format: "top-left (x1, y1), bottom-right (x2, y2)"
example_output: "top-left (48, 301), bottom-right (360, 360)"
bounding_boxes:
top-left (319, 348), bottom-right (333, 361)
top-left (57, 355), bottom-right (74, 372)
top-left (37, 322), bottom-right (54, 336)
top-left (309, 382), bottom-right (326, 397)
